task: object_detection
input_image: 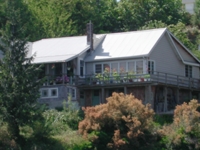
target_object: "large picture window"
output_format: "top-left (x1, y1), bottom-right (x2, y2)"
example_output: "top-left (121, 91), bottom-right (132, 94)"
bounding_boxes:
top-left (94, 60), bottom-right (150, 75)
top-left (185, 65), bottom-right (192, 77)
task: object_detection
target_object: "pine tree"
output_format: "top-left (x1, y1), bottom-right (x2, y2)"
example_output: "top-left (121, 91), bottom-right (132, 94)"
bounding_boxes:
top-left (0, 0), bottom-right (44, 147)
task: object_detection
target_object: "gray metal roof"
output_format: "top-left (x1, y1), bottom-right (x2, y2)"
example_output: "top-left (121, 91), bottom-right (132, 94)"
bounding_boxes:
top-left (84, 28), bottom-right (166, 62)
top-left (30, 36), bottom-right (90, 64)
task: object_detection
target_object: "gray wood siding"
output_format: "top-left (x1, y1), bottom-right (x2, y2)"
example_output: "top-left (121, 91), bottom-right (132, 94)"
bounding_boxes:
top-left (174, 41), bottom-right (197, 63)
top-left (193, 66), bottom-right (199, 78)
top-left (85, 62), bottom-right (94, 75)
top-left (149, 33), bottom-right (184, 76)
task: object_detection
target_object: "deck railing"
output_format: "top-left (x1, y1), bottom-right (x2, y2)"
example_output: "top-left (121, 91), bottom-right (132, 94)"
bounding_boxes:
top-left (42, 72), bottom-right (200, 89)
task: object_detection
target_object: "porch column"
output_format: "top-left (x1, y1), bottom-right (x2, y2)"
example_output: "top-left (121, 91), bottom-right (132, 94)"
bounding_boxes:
top-left (124, 86), bottom-right (127, 95)
top-left (189, 90), bottom-right (192, 100)
top-left (62, 62), bottom-right (65, 84)
top-left (197, 92), bottom-right (200, 103)
top-left (101, 88), bottom-right (105, 103)
top-left (145, 85), bottom-right (152, 105)
top-left (176, 88), bottom-right (179, 104)
top-left (46, 64), bottom-right (50, 85)
top-left (164, 87), bottom-right (168, 112)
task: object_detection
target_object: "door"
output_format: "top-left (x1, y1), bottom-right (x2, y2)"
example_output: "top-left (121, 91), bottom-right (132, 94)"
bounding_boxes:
top-left (92, 90), bottom-right (100, 106)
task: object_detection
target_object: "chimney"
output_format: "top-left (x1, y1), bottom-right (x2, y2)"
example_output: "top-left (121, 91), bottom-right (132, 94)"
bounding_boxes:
top-left (86, 21), bottom-right (93, 51)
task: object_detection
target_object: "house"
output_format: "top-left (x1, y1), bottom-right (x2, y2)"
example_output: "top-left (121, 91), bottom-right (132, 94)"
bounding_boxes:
top-left (182, 0), bottom-right (195, 14)
top-left (29, 23), bottom-right (200, 114)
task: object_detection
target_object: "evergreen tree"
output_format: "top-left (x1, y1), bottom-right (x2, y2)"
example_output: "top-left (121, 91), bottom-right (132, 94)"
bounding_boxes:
top-left (0, 0), bottom-right (44, 147)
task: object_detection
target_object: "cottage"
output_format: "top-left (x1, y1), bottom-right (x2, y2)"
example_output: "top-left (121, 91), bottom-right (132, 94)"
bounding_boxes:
top-left (29, 23), bottom-right (200, 113)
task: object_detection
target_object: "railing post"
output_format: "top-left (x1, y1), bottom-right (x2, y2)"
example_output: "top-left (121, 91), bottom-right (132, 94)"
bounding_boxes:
top-left (47, 75), bottom-right (50, 85)
top-left (177, 76), bottom-right (179, 87)
top-left (62, 73), bottom-right (64, 84)
top-left (189, 77), bottom-right (191, 89)
top-left (165, 73), bottom-right (167, 84)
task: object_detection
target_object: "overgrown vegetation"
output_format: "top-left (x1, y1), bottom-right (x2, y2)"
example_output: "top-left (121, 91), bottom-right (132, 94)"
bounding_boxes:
top-left (78, 93), bottom-right (200, 150)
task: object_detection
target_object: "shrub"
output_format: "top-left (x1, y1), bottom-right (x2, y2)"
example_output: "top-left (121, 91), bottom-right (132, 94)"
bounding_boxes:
top-left (79, 92), bottom-right (156, 150)
top-left (159, 99), bottom-right (200, 149)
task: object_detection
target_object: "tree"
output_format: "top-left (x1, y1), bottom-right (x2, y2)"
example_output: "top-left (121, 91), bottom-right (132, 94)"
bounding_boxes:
top-left (0, 0), bottom-right (44, 147)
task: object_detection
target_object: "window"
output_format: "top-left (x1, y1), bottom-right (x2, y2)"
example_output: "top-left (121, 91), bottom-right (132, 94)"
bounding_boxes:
top-left (41, 89), bottom-right (48, 98)
top-left (95, 64), bottom-right (102, 73)
top-left (185, 65), bottom-right (192, 77)
top-left (148, 61), bottom-right (154, 74)
top-left (136, 61), bottom-right (143, 74)
top-left (67, 87), bottom-right (76, 100)
top-left (94, 60), bottom-right (146, 75)
top-left (128, 61), bottom-right (135, 72)
top-left (40, 88), bottom-right (58, 98)
top-left (111, 63), bottom-right (118, 73)
top-left (103, 64), bottom-right (110, 74)
top-left (119, 62), bottom-right (126, 74)
top-left (80, 60), bottom-right (84, 76)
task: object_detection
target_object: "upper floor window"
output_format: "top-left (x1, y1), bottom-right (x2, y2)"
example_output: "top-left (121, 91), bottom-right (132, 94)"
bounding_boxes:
top-left (94, 60), bottom-right (145, 75)
top-left (185, 65), bottom-right (192, 78)
top-left (95, 64), bottom-right (102, 73)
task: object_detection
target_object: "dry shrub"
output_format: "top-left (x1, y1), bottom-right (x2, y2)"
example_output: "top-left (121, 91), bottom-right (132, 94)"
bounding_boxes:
top-left (159, 99), bottom-right (200, 149)
top-left (78, 92), bottom-right (155, 150)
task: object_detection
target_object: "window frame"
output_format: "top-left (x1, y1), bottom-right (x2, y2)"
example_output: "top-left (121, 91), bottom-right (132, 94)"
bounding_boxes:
top-left (79, 59), bottom-right (85, 77)
top-left (185, 65), bottom-right (192, 78)
top-left (148, 60), bottom-right (155, 74)
top-left (40, 88), bottom-right (58, 99)
top-left (67, 87), bottom-right (76, 100)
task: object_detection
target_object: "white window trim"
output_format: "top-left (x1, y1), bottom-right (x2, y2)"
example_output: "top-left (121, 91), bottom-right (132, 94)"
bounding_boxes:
top-left (40, 88), bottom-right (58, 99)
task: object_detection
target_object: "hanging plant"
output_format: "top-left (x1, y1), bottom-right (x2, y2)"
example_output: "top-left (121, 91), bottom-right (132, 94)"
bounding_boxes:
top-left (51, 64), bottom-right (55, 69)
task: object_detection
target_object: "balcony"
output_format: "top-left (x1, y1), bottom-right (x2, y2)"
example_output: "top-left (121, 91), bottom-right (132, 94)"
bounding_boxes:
top-left (76, 72), bottom-right (200, 89)
top-left (41, 72), bottom-right (200, 90)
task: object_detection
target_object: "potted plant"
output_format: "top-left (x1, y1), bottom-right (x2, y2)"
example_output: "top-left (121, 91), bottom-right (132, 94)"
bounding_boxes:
top-left (127, 71), bottom-right (135, 82)
top-left (112, 69), bottom-right (120, 83)
top-left (144, 74), bottom-right (151, 81)
top-left (95, 73), bottom-right (103, 84)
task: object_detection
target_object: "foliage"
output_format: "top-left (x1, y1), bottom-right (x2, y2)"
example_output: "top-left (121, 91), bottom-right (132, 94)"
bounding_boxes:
top-left (0, 0), bottom-right (46, 147)
top-left (79, 92), bottom-right (156, 150)
top-left (158, 100), bottom-right (200, 149)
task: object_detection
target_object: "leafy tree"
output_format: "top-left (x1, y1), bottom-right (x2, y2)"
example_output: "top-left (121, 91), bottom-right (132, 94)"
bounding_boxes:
top-left (0, 0), bottom-right (45, 147)
top-left (168, 22), bottom-right (196, 51)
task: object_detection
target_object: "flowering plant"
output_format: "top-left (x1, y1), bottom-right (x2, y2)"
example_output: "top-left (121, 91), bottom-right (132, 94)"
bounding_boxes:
top-left (56, 75), bottom-right (69, 83)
